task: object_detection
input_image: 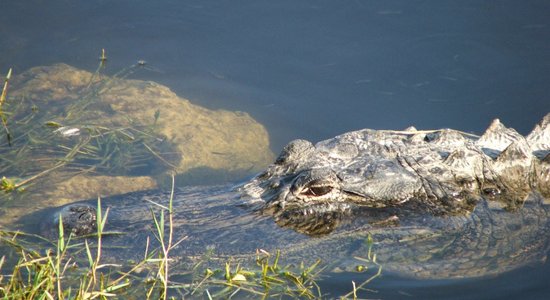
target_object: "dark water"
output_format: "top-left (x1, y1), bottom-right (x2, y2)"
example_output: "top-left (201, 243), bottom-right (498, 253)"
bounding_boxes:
top-left (1, 0), bottom-right (549, 150)
top-left (323, 262), bottom-right (550, 300)
top-left (1, 0), bottom-right (550, 298)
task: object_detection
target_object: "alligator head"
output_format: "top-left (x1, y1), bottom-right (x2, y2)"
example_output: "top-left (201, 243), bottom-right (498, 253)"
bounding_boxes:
top-left (242, 113), bottom-right (550, 234)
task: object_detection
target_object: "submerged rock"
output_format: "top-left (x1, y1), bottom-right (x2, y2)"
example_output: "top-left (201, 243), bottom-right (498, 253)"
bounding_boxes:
top-left (0, 63), bottom-right (273, 224)
top-left (10, 63), bottom-right (273, 173)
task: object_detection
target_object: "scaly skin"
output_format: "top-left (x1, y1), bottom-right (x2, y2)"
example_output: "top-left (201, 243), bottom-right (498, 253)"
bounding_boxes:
top-left (244, 113), bottom-right (550, 222)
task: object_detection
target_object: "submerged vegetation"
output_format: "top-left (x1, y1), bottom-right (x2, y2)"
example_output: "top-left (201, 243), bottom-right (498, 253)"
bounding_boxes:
top-left (0, 55), bottom-right (382, 298)
top-left (0, 59), bottom-right (178, 197)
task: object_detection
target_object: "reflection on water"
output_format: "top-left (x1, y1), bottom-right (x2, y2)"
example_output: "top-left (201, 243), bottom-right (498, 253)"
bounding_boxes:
top-left (1, 0), bottom-right (549, 298)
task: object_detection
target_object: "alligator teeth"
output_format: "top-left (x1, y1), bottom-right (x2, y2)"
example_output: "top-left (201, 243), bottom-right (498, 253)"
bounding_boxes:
top-left (476, 118), bottom-right (527, 159)
top-left (526, 113), bottom-right (550, 159)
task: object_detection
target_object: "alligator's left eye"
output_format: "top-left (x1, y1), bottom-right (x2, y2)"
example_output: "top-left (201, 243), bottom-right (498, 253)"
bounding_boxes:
top-left (302, 185), bottom-right (333, 197)
top-left (290, 168), bottom-right (340, 199)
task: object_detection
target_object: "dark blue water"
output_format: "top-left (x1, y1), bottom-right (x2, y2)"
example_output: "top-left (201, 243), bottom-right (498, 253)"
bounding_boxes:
top-left (1, 0), bottom-right (549, 298)
top-left (321, 263), bottom-right (550, 299)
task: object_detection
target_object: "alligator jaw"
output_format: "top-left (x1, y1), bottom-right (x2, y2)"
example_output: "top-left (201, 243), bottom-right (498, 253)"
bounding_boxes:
top-left (341, 189), bottom-right (388, 207)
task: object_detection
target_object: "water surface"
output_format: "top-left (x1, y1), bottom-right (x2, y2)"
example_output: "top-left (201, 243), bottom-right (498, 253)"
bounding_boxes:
top-left (1, 0), bottom-right (548, 150)
top-left (1, 0), bottom-right (549, 299)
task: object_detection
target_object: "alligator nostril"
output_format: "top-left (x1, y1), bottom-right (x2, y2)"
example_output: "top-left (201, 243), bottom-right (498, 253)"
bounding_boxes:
top-left (78, 212), bottom-right (92, 222)
top-left (275, 139), bottom-right (315, 166)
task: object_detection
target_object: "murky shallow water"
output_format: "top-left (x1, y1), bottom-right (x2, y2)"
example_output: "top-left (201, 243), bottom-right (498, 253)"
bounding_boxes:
top-left (1, 0), bottom-right (550, 298)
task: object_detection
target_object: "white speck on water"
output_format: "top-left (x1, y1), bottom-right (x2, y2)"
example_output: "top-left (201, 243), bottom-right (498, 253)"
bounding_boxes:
top-left (54, 126), bottom-right (80, 137)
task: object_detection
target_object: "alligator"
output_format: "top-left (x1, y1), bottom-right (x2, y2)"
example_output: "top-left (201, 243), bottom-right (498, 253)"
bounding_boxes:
top-left (243, 113), bottom-right (550, 234)
top-left (27, 113), bottom-right (550, 279)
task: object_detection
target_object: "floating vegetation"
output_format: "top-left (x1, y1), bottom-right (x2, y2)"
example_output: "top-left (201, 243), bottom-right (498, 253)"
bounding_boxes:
top-left (0, 224), bottom-right (381, 298)
top-left (0, 56), bottom-right (180, 196)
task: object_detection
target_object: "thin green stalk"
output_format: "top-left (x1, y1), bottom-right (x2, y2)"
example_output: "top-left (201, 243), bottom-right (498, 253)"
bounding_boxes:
top-left (340, 264), bottom-right (382, 300)
top-left (10, 136), bottom-right (92, 191)
top-left (56, 214), bottom-right (65, 299)
top-left (147, 173), bottom-right (178, 299)
top-left (0, 68), bottom-right (11, 107)
top-left (162, 173), bottom-right (176, 299)
top-left (0, 68), bottom-right (13, 144)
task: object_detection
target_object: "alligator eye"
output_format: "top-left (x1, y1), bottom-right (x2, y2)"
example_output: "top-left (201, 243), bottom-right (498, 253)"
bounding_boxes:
top-left (290, 168), bottom-right (340, 199)
top-left (302, 185), bottom-right (333, 197)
